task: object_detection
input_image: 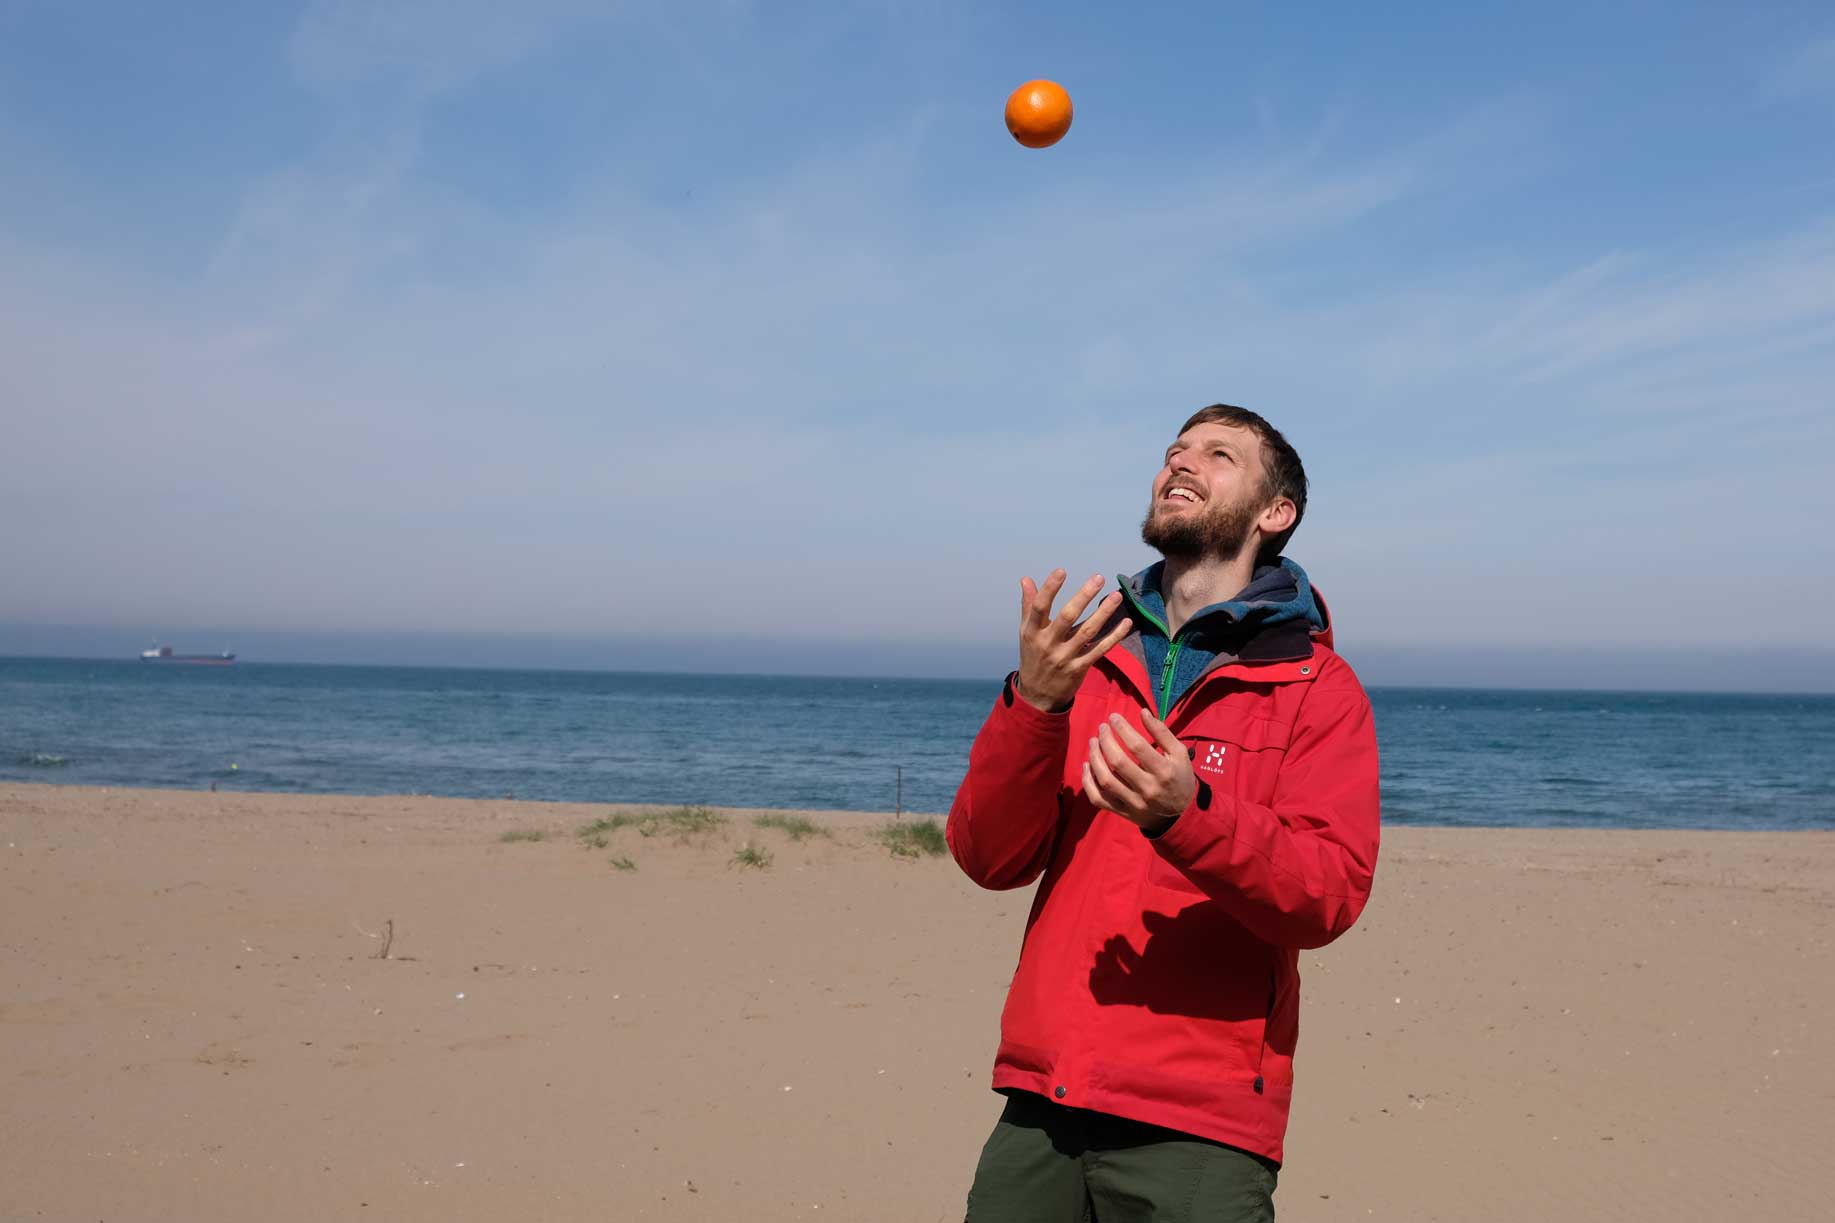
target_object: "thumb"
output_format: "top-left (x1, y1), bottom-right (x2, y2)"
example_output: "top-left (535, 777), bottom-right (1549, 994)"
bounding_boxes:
top-left (1140, 707), bottom-right (1184, 756)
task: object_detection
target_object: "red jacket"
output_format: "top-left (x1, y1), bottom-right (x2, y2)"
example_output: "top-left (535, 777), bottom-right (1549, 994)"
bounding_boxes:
top-left (947, 609), bottom-right (1380, 1165)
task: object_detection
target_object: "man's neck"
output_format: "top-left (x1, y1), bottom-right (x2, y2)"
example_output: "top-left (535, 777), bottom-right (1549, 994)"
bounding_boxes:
top-left (1160, 551), bottom-right (1259, 637)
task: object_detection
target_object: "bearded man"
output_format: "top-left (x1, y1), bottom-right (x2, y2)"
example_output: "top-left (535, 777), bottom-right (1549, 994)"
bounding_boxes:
top-left (949, 404), bottom-right (1382, 1222)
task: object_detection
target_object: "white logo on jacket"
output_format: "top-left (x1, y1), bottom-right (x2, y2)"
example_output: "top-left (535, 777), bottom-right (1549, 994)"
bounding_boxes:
top-left (1197, 743), bottom-right (1227, 777)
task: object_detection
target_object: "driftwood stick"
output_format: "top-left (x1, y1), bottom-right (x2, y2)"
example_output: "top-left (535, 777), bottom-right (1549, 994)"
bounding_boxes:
top-left (374, 918), bottom-right (394, 960)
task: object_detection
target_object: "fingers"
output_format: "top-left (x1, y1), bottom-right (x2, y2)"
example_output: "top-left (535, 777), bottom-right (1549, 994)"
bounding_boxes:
top-left (1070, 591), bottom-right (1125, 646)
top-left (1034, 569), bottom-right (1067, 625)
top-left (1020, 570), bottom-right (1067, 628)
top-left (1096, 723), bottom-right (1153, 790)
top-left (1056, 574), bottom-right (1107, 630)
top-left (1084, 744), bottom-right (1144, 823)
top-left (1081, 760), bottom-right (1123, 813)
top-left (1021, 571), bottom-right (1122, 641)
top-left (1137, 709), bottom-right (1184, 756)
top-left (1090, 614), bottom-right (1134, 657)
top-left (1088, 731), bottom-right (1141, 802)
top-left (1017, 571), bottom-right (1134, 711)
top-left (1107, 715), bottom-right (1162, 765)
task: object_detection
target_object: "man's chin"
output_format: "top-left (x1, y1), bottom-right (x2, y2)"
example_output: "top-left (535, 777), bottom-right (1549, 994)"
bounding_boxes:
top-left (1141, 509), bottom-right (1256, 562)
top-left (1140, 520), bottom-right (1204, 558)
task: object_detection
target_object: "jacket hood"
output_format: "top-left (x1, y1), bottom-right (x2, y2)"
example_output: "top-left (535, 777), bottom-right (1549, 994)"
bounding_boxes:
top-left (1123, 557), bottom-right (1329, 638)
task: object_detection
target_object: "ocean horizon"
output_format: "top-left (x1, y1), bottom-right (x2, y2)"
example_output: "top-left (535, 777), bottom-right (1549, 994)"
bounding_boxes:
top-left (4, 655), bottom-right (1832, 830)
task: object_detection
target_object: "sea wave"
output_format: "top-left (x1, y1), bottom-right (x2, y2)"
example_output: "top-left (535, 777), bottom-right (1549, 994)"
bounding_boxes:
top-left (18, 752), bottom-right (70, 768)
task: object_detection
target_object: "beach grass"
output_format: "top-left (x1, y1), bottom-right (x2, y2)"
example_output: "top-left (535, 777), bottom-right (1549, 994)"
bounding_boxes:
top-left (877, 818), bottom-right (948, 859)
top-left (753, 813), bottom-right (830, 842)
top-left (608, 855), bottom-right (637, 872)
top-left (731, 842), bottom-right (773, 869)
top-left (576, 805), bottom-right (727, 843)
top-left (499, 827), bottom-right (548, 843)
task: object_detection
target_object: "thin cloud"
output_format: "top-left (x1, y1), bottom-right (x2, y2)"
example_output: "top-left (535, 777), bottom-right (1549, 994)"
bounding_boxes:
top-left (1761, 35), bottom-right (1835, 102)
top-left (2, 7), bottom-right (1832, 680)
top-left (287, 0), bottom-right (612, 96)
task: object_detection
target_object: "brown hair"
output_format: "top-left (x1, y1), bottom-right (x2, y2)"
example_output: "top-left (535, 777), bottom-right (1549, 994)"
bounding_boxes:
top-left (1177, 404), bottom-right (1308, 562)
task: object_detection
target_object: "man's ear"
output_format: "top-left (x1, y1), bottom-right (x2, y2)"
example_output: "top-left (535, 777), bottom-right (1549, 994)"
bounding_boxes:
top-left (1259, 497), bottom-right (1297, 537)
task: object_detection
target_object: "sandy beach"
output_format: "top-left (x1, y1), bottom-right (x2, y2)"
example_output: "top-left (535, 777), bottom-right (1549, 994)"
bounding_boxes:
top-left (2, 782), bottom-right (1830, 1221)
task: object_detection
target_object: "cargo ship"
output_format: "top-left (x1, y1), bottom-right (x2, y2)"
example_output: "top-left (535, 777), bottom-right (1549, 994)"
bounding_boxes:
top-left (139, 645), bottom-right (236, 665)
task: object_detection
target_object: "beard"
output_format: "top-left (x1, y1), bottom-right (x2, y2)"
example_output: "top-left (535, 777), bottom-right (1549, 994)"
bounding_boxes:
top-left (1140, 491), bottom-right (1260, 562)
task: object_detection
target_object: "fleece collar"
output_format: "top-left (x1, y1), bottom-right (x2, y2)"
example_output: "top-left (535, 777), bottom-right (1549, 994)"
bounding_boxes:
top-left (1118, 557), bottom-right (1325, 664)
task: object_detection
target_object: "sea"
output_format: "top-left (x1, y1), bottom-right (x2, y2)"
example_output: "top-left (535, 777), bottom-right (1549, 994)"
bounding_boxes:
top-left (2, 656), bottom-right (1831, 829)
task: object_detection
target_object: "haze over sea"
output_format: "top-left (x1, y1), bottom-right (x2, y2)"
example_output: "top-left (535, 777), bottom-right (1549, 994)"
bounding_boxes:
top-left (3, 656), bottom-right (1830, 830)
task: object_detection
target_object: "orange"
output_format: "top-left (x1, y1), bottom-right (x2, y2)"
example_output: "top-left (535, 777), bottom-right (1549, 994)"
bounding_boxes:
top-left (1004, 79), bottom-right (1073, 148)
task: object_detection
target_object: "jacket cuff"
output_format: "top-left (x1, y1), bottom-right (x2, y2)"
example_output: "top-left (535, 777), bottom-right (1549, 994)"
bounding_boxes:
top-left (999, 671), bottom-right (1075, 724)
top-left (1145, 779), bottom-right (1232, 864)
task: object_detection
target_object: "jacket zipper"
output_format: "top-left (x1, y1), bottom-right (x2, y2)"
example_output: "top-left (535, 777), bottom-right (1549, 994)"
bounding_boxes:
top-left (1133, 588), bottom-right (1281, 1093)
top-left (1255, 969), bottom-right (1276, 1094)
top-left (1115, 579), bottom-right (1308, 721)
top-left (1158, 637), bottom-right (1184, 717)
top-left (1127, 608), bottom-right (1276, 1086)
top-left (1116, 592), bottom-right (1184, 718)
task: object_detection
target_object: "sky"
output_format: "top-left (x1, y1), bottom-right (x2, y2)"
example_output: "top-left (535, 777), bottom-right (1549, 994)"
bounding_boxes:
top-left (2, 1), bottom-right (1834, 689)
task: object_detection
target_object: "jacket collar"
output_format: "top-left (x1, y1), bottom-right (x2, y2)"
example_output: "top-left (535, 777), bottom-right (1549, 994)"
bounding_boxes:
top-left (1098, 557), bottom-right (1333, 718)
top-left (1114, 559), bottom-right (1322, 662)
top-left (1098, 642), bottom-right (1326, 722)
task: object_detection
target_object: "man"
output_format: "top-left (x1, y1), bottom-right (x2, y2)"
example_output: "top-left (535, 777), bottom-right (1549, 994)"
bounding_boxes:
top-left (948, 404), bottom-right (1381, 1221)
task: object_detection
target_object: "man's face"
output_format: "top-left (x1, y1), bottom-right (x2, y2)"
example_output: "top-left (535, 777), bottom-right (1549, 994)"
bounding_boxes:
top-left (1140, 422), bottom-right (1270, 562)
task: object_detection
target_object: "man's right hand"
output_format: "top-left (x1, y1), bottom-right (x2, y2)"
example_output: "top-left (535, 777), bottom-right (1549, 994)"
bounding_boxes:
top-left (1015, 570), bottom-right (1134, 713)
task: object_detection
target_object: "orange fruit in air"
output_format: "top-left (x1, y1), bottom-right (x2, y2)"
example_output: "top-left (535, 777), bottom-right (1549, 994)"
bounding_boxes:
top-left (1004, 79), bottom-right (1073, 148)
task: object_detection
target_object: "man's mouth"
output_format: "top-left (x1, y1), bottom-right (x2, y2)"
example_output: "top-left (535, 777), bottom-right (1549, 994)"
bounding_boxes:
top-left (1163, 485), bottom-right (1203, 505)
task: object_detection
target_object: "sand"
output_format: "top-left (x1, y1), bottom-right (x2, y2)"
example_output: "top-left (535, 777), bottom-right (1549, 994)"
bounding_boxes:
top-left (2, 782), bottom-right (1831, 1221)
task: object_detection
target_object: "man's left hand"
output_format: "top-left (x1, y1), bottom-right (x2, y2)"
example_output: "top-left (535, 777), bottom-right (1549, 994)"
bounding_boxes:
top-left (1082, 707), bottom-right (1197, 834)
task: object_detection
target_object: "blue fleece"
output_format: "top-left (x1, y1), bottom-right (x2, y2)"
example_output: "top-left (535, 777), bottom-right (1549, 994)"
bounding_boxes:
top-left (1122, 558), bottom-right (1326, 715)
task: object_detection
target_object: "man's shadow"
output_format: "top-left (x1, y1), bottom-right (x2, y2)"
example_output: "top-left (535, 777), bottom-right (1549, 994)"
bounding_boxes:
top-left (1087, 901), bottom-right (1282, 1031)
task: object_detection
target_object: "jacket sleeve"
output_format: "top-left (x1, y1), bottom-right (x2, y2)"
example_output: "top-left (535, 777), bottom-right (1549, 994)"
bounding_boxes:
top-left (1148, 667), bottom-right (1381, 949)
top-left (946, 673), bottom-right (1073, 891)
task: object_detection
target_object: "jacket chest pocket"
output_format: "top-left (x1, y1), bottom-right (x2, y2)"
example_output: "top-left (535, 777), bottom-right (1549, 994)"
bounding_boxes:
top-left (1182, 708), bottom-right (1291, 800)
top-left (1150, 710), bottom-right (1292, 893)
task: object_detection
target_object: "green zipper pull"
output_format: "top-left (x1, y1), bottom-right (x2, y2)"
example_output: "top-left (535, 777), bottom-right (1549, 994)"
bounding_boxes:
top-left (1158, 637), bottom-right (1184, 717)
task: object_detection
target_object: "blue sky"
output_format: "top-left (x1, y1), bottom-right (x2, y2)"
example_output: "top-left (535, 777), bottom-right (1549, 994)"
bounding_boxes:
top-left (3, 2), bottom-right (1833, 687)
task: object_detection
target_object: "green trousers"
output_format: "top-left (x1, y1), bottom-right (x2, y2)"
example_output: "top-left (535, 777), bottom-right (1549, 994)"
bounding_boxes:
top-left (964, 1091), bottom-right (1278, 1223)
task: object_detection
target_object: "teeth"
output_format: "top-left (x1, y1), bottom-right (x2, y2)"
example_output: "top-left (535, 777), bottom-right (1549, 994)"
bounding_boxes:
top-left (1167, 488), bottom-right (1198, 502)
